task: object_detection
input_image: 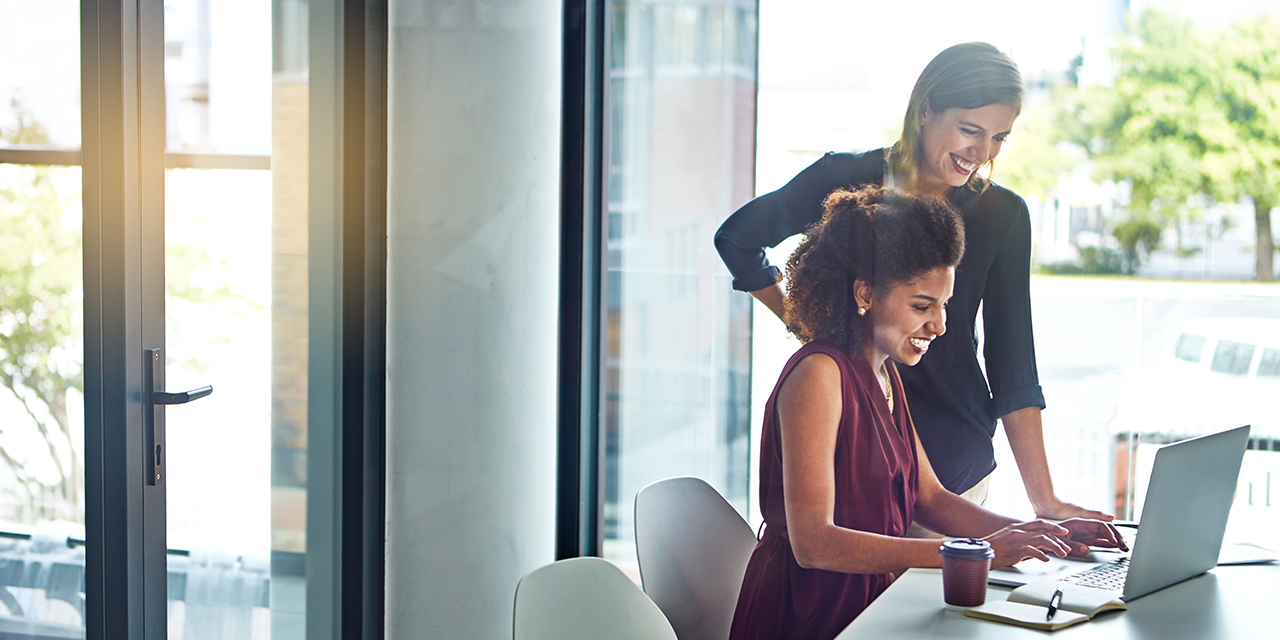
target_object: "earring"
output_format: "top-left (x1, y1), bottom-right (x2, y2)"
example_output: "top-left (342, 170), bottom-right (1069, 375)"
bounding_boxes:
top-left (857, 307), bottom-right (867, 316)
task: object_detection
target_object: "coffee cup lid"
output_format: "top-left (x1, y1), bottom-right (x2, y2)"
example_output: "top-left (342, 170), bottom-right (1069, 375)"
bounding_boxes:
top-left (939, 538), bottom-right (994, 559)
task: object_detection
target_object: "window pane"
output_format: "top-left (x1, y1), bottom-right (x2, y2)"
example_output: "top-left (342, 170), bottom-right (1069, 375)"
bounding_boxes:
top-left (1211, 341), bottom-right (1255, 376)
top-left (0, 0), bottom-right (80, 149)
top-left (163, 0), bottom-right (303, 637)
top-left (1259, 349), bottom-right (1280, 378)
top-left (164, 0), bottom-right (272, 155)
top-left (0, 0), bottom-right (86, 634)
top-left (0, 163), bottom-right (85, 635)
top-left (164, 168), bottom-right (274, 636)
top-left (602, 0), bottom-right (757, 577)
top-left (1174, 334), bottom-right (1205, 363)
top-left (653, 6), bottom-right (701, 70)
top-left (751, 1), bottom-right (1280, 561)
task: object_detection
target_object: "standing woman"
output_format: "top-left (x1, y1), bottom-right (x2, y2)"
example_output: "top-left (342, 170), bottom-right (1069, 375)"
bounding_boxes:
top-left (715, 42), bottom-right (1108, 521)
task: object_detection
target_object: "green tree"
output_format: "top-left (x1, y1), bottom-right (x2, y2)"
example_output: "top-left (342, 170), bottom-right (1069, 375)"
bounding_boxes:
top-left (0, 101), bottom-right (83, 522)
top-left (1, 99), bottom-right (257, 523)
top-left (1065, 10), bottom-right (1280, 281)
top-left (1199, 14), bottom-right (1280, 282)
top-left (997, 92), bottom-right (1081, 203)
top-left (1111, 217), bottom-right (1162, 275)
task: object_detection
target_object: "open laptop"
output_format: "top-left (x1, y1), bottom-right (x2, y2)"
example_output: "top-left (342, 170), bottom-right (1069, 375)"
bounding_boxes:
top-left (990, 425), bottom-right (1251, 602)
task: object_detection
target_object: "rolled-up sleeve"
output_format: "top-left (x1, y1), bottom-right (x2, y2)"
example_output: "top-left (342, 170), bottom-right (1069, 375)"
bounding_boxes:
top-left (982, 195), bottom-right (1047, 417)
top-left (714, 152), bottom-right (852, 292)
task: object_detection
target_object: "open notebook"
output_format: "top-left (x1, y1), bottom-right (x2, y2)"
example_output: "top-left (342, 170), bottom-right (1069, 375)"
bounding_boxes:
top-left (966, 581), bottom-right (1125, 631)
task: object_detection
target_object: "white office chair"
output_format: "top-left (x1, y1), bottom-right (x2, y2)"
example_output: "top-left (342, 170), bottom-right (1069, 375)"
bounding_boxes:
top-left (513, 556), bottom-right (677, 640)
top-left (634, 476), bottom-right (758, 640)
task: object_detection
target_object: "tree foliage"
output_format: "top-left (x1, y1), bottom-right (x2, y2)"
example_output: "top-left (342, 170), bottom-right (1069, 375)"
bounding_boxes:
top-left (0, 100), bottom-right (83, 522)
top-left (1, 99), bottom-right (258, 524)
top-left (1038, 246), bottom-right (1126, 276)
top-left (1064, 10), bottom-right (1280, 281)
top-left (995, 93), bottom-right (1080, 203)
top-left (1111, 217), bottom-right (1162, 275)
top-left (1200, 14), bottom-right (1280, 281)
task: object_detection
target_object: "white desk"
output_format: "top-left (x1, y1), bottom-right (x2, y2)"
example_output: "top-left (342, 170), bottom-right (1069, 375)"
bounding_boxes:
top-left (836, 562), bottom-right (1280, 639)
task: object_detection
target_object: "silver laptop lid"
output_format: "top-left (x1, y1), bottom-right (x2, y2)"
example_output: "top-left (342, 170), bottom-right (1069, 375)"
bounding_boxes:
top-left (1123, 425), bottom-right (1251, 600)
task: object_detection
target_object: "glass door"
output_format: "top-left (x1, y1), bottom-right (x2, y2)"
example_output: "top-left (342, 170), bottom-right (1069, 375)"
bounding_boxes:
top-left (159, 1), bottom-right (308, 637)
top-left (0, 0), bottom-right (87, 636)
top-left (78, 1), bottom-right (379, 637)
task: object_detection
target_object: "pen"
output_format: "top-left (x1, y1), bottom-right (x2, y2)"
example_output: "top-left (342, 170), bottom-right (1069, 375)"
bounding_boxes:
top-left (1046, 588), bottom-right (1063, 621)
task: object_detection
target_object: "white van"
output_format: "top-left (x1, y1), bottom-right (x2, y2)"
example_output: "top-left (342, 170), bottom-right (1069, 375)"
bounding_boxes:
top-left (1169, 317), bottom-right (1280, 381)
top-left (1110, 317), bottom-right (1280, 441)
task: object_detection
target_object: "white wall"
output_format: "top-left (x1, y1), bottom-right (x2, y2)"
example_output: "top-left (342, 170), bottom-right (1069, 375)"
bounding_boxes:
top-left (385, 1), bottom-right (562, 637)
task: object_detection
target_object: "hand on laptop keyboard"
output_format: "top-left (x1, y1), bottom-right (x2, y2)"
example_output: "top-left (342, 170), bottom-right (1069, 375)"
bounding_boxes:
top-left (1054, 518), bottom-right (1129, 556)
top-left (984, 521), bottom-right (1074, 568)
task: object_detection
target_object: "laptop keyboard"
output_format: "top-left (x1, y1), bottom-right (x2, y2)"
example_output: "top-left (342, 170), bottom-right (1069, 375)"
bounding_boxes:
top-left (1059, 556), bottom-right (1130, 591)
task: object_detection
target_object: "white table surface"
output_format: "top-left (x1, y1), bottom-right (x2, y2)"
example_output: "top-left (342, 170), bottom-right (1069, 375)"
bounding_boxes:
top-left (835, 561), bottom-right (1280, 639)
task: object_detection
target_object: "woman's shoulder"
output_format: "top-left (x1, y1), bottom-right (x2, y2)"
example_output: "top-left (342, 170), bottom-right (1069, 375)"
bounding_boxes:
top-left (791, 340), bottom-right (854, 361)
top-left (815, 148), bottom-right (886, 184)
top-left (971, 180), bottom-right (1029, 216)
top-left (781, 343), bottom-right (842, 379)
top-left (775, 347), bottom-right (843, 410)
top-left (783, 342), bottom-right (865, 386)
top-left (777, 148), bottom-right (885, 194)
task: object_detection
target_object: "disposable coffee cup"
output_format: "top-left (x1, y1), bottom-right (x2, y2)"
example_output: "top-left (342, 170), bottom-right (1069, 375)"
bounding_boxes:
top-left (938, 538), bottom-right (993, 607)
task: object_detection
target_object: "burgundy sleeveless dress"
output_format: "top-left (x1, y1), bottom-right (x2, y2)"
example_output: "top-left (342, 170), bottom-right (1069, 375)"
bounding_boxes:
top-left (727, 342), bottom-right (920, 640)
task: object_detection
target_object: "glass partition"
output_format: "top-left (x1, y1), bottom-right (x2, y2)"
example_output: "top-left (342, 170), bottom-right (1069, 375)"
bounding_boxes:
top-left (752, 0), bottom-right (1280, 552)
top-left (0, 0), bottom-right (87, 634)
top-left (602, 0), bottom-right (758, 577)
top-left (161, 0), bottom-right (307, 636)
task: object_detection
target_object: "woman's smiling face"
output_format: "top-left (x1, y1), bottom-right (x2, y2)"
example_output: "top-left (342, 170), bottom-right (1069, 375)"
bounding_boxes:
top-left (863, 266), bottom-right (955, 368)
top-left (916, 103), bottom-right (1018, 197)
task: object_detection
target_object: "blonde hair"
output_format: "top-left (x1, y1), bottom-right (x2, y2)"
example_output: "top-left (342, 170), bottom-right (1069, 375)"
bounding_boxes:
top-left (892, 42), bottom-right (1023, 193)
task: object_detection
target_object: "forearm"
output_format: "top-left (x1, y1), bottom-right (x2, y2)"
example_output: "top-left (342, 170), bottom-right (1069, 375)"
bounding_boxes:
top-left (913, 487), bottom-right (1018, 538)
top-left (1002, 406), bottom-right (1057, 512)
top-left (911, 425), bottom-right (1018, 537)
top-left (790, 524), bottom-right (953, 574)
top-left (751, 283), bottom-right (787, 321)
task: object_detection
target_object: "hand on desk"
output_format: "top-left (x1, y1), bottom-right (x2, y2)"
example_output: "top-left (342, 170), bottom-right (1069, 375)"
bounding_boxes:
top-left (1033, 497), bottom-right (1115, 522)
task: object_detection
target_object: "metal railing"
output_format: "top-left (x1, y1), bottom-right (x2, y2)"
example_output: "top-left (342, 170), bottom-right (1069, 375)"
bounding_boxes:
top-left (0, 146), bottom-right (269, 170)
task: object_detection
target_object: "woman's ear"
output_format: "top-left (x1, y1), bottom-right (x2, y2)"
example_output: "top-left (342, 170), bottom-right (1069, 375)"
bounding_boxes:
top-left (853, 279), bottom-right (874, 316)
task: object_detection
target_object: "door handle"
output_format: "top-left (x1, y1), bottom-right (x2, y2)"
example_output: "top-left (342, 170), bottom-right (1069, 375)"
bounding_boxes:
top-left (154, 386), bottom-right (213, 405)
top-left (143, 349), bottom-right (212, 485)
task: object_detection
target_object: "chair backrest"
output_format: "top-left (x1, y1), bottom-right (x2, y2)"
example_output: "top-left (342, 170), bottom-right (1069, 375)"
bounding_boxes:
top-left (513, 556), bottom-right (678, 640)
top-left (634, 476), bottom-right (758, 640)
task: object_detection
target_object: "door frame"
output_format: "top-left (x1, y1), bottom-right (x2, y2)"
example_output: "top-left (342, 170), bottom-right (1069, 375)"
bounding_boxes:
top-left (80, 0), bottom-right (388, 637)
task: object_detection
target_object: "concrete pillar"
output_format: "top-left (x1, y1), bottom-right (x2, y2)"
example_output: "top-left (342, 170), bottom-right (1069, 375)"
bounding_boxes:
top-left (385, 1), bottom-right (561, 638)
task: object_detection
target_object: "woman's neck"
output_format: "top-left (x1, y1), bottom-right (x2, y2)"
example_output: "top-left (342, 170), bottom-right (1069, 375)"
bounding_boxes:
top-left (863, 346), bottom-right (889, 378)
top-left (914, 174), bottom-right (955, 200)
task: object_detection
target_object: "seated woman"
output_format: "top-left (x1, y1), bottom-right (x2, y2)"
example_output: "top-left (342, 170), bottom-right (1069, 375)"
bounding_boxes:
top-left (728, 187), bottom-right (1123, 640)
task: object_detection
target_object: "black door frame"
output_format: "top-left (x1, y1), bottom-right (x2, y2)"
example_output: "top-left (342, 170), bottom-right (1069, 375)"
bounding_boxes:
top-left (81, 0), bottom-right (165, 635)
top-left (556, 0), bottom-right (609, 562)
top-left (81, 0), bottom-right (388, 637)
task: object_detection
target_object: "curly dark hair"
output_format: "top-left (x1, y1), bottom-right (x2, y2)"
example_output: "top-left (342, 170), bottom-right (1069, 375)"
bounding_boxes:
top-left (784, 185), bottom-right (966, 353)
